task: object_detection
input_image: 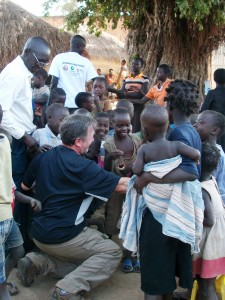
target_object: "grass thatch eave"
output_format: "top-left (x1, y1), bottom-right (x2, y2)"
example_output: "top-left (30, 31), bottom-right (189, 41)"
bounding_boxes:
top-left (0, 0), bottom-right (71, 69)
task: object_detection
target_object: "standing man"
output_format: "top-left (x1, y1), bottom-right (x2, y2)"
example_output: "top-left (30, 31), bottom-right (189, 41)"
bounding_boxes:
top-left (49, 35), bottom-right (98, 114)
top-left (0, 36), bottom-right (51, 189)
top-left (18, 114), bottom-right (129, 300)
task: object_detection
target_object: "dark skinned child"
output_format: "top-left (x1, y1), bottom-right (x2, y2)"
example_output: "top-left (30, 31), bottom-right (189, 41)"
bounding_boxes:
top-left (0, 105), bottom-right (41, 299)
top-left (194, 110), bottom-right (225, 204)
top-left (104, 108), bottom-right (141, 272)
top-left (192, 142), bottom-right (225, 300)
top-left (92, 77), bottom-right (112, 112)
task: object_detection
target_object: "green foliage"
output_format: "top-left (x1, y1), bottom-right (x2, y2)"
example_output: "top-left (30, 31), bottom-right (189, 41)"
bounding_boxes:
top-left (175, 0), bottom-right (225, 30)
top-left (43, 0), bottom-right (225, 33)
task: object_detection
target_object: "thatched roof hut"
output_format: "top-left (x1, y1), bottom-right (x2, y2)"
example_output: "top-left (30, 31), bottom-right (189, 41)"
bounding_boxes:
top-left (0, 0), bottom-right (71, 69)
top-left (0, 0), bottom-right (126, 70)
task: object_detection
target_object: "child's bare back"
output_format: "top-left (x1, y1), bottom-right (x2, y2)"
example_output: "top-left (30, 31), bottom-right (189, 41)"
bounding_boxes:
top-left (133, 138), bottom-right (200, 176)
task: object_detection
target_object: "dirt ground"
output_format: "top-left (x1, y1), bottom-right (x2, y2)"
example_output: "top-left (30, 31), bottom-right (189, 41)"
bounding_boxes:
top-left (8, 266), bottom-right (143, 300)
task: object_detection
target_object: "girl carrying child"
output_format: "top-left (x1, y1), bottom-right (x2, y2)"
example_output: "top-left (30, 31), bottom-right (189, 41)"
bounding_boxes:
top-left (192, 142), bottom-right (225, 300)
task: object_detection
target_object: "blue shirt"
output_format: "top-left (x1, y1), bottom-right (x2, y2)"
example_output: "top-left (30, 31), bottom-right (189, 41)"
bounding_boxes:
top-left (168, 123), bottom-right (201, 178)
top-left (23, 145), bottom-right (120, 244)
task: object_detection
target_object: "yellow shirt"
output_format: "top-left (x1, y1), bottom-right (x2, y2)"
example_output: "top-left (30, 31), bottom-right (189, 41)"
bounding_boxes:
top-left (0, 134), bottom-right (13, 221)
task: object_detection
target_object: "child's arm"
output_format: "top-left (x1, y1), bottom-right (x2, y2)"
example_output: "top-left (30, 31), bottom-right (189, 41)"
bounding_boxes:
top-left (93, 96), bottom-right (103, 112)
top-left (134, 168), bottom-right (197, 194)
top-left (202, 188), bottom-right (214, 227)
top-left (14, 190), bottom-right (42, 212)
top-left (132, 145), bottom-right (146, 176)
top-left (176, 141), bottom-right (200, 164)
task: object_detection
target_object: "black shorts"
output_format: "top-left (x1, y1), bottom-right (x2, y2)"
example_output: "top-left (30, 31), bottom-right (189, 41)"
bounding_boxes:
top-left (139, 208), bottom-right (193, 295)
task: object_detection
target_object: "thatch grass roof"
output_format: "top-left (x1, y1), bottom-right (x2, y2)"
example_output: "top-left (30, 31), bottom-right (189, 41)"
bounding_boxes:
top-left (0, 0), bottom-right (71, 69)
top-left (0, 0), bottom-right (126, 69)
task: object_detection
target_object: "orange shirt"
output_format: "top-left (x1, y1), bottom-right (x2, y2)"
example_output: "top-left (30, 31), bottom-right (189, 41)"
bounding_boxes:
top-left (145, 79), bottom-right (171, 107)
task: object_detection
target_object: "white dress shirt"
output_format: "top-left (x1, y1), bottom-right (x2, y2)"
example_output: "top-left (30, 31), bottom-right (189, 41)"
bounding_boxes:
top-left (0, 56), bottom-right (36, 139)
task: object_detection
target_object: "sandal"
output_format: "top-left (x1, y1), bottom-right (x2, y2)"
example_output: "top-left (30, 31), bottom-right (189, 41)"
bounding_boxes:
top-left (122, 258), bottom-right (133, 273)
top-left (133, 259), bottom-right (141, 273)
top-left (7, 282), bottom-right (19, 296)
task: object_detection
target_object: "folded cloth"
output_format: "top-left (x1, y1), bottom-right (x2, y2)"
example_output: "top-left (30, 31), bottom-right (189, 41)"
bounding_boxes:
top-left (119, 155), bottom-right (204, 254)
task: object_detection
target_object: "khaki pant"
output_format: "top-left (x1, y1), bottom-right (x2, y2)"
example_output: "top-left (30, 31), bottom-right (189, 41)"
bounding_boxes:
top-left (27, 227), bottom-right (122, 294)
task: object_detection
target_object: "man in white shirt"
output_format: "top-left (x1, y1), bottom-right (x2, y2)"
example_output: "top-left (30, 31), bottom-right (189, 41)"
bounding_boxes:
top-left (0, 37), bottom-right (51, 189)
top-left (49, 35), bottom-right (98, 114)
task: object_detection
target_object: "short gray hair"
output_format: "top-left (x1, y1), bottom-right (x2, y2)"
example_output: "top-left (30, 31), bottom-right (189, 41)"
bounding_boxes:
top-left (60, 114), bottom-right (96, 146)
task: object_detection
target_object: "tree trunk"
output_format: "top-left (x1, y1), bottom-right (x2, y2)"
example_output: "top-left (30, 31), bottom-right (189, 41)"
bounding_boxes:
top-left (125, 1), bottom-right (223, 102)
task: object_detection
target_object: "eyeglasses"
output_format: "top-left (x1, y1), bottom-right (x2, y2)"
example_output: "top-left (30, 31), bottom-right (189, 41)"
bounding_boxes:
top-left (32, 52), bottom-right (49, 68)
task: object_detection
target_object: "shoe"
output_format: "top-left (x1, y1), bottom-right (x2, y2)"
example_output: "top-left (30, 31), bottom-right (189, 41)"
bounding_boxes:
top-left (121, 258), bottom-right (133, 273)
top-left (17, 256), bottom-right (40, 287)
top-left (50, 287), bottom-right (87, 300)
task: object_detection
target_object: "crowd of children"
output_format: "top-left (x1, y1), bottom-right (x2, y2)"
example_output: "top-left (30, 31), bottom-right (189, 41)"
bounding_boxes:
top-left (1, 52), bottom-right (225, 300)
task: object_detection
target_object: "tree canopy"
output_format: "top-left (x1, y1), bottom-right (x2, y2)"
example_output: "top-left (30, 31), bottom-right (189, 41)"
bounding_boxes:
top-left (44, 0), bottom-right (225, 35)
top-left (43, 0), bottom-right (225, 96)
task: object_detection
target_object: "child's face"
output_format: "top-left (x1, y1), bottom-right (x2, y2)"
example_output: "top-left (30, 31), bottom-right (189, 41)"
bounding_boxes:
top-left (48, 110), bottom-right (69, 136)
top-left (194, 112), bottom-right (217, 142)
top-left (83, 96), bottom-right (94, 112)
top-left (141, 113), bottom-right (168, 142)
top-left (31, 75), bottom-right (44, 89)
top-left (93, 80), bottom-right (106, 98)
top-left (52, 95), bottom-right (66, 106)
top-left (113, 113), bottom-right (131, 139)
top-left (156, 67), bottom-right (167, 81)
top-left (95, 117), bottom-right (109, 139)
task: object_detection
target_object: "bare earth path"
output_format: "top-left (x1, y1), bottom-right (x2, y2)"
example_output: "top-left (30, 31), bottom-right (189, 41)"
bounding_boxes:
top-left (8, 266), bottom-right (143, 300)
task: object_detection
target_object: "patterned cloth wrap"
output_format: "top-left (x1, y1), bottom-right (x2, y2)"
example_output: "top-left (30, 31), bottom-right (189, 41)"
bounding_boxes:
top-left (119, 155), bottom-right (204, 254)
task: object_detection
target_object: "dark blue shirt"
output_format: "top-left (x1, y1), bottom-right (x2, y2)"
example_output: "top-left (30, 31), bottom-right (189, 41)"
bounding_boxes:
top-left (168, 123), bottom-right (201, 178)
top-left (23, 146), bottom-right (120, 244)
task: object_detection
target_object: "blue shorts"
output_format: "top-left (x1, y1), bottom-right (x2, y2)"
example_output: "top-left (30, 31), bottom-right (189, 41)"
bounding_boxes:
top-left (0, 219), bottom-right (23, 283)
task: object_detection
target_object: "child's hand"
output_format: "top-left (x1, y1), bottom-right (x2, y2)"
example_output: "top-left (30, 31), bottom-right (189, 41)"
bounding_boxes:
top-left (30, 199), bottom-right (42, 212)
top-left (109, 150), bottom-right (124, 160)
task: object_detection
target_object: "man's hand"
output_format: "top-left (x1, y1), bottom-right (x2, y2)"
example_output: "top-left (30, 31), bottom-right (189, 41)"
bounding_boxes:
top-left (30, 199), bottom-right (42, 212)
top-left (23, 133), bottom-right (38, 151)
top-left (38, 144), bottom-right (52, 153)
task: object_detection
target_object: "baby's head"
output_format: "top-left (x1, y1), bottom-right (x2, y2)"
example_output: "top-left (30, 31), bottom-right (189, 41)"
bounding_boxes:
top-left (49, 88), bottom-right (66, 106)
top-left (141, 104), bottom-right (168, 142)
top-left (75, 92), bottom-right (94, 112)
top-left (201, 142), bottom-right (220, 176)
top-left (46, 104), bottom-right (69, 136)
top-left (92, 77), bottom-right (107, 99)
top-left (95, 112), bottom-right (109, 140)
top-left (194, 110), bottom-right (225, 142)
